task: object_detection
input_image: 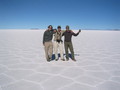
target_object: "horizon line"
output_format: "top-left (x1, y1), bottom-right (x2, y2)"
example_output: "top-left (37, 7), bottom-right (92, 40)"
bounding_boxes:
top-left (0, 28), bottom-right (120, 31)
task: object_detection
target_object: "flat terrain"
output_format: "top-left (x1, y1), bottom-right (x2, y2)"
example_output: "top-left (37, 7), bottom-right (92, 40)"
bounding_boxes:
top-left (0, 30), bottom-right (120, 90)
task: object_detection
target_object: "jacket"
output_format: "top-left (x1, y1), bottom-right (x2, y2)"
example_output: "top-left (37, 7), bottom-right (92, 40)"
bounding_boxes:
top-left (43, 29), bottom-right (55, 44)
top-left (63, 30), bottom-right (79, 42)
top-left (54, 30), bottom-right (65, 42)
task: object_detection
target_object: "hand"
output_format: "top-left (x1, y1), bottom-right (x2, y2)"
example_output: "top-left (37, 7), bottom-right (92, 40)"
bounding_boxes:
top-left (79, 29), bottom-right (81, 33)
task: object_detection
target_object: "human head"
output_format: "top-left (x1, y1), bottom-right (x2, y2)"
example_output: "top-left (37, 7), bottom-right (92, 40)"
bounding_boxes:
top-left (57, 26), bottom-right (61, 31)
top-left (66, 25), bottom-right (70, 30)
top-left (48, 25), bottom-right (53, 30)
top-left (54, 29), bottom-right (57, 32)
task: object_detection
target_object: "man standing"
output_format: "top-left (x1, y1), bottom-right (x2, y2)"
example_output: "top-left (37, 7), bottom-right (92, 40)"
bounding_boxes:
top-left (53, 26), bottom-right (65, 61)
top-left (63, 25), bottom-right (81, 61)
top-left (43, 25), bottom-right (55, 62)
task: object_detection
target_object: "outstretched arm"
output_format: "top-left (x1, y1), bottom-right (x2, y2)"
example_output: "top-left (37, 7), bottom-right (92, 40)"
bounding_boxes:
top-left (72, 29), bottom-right (81, 36)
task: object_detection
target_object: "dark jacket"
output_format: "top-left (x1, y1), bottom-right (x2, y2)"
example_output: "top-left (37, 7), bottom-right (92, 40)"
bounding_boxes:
top-left (43, 29), bottom-right (55, 44)
top-left (63, 30), bottom-right (79, 42)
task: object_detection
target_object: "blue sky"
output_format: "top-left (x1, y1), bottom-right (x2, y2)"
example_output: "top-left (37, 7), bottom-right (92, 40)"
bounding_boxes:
top-left (0, 0), bottom-right (120, 29)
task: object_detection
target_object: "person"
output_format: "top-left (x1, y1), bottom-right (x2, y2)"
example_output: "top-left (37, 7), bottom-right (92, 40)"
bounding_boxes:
top-left (53, 26), bottom-right (65, 61)
top-left (63, 25), bottom-right (81, 61)
top-left (43, 25), bottom-right (55, 62)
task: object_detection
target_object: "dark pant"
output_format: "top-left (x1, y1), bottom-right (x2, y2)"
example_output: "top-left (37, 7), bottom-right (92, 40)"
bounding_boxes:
top-left (64, 42), bottom-right (75, 60)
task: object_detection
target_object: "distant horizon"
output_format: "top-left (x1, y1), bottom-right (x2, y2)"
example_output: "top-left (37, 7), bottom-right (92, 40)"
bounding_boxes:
top-left (0, 28), bottom-right (120, 31)
top-left (0, 26), bottom-right (120, 30)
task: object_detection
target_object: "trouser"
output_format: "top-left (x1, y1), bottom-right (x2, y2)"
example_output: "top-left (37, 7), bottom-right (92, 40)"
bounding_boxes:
top-left (64, 41), bottom-right (75, 60)
top-left (44, 41), bottom-right (53, 61)
top-left (54, 41), bottom-right (64, 60)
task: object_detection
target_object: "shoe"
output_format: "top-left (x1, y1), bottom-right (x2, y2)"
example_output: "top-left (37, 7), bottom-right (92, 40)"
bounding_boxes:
top-left (55, 59), bottom-right (58, 61)
top-left (66, 59), bottom-right (69, 61)
top-left (47, 57), bottom-right (51, 62)
top-left (61, 59), bottom-right (65, 61)
top-left (72, 59), bottom-right (76, 61)
top-left (47, 60), bottom-right (50, 62)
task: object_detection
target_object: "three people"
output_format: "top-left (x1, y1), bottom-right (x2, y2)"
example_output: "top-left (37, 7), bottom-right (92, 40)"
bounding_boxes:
top-left (43, 25), bottom-right (81, 62)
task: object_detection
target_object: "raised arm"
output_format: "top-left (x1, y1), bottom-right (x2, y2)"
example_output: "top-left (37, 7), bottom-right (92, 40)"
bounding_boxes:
top-left (72, 29), bottom-right (81, 36)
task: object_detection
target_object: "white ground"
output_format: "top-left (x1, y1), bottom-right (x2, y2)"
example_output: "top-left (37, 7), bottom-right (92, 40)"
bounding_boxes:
top-left (0, 30), bottom-right (120, 90)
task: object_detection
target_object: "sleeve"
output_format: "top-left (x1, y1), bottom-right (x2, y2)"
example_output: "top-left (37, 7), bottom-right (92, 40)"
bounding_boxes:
top-left (43, 31), bottom-right (45, 44)
top-left (62, 32), bottom-right (65, 36)
top-left (52, 29), bottom-right (56, 34)
top-left (71, 30), bottom-right (79, 36)
top-left (61, 30), bottom-right (65, 36)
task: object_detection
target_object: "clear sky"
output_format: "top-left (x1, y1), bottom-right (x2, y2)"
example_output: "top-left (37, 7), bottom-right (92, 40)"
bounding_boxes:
top-left (0, 0), bottom-right (120, 30)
